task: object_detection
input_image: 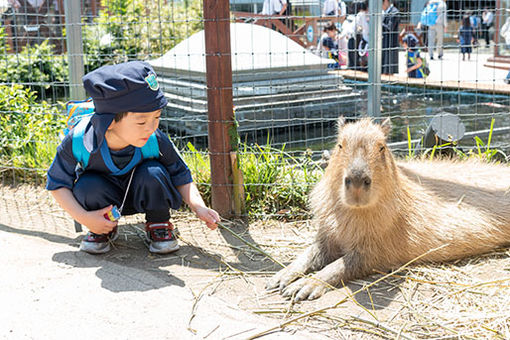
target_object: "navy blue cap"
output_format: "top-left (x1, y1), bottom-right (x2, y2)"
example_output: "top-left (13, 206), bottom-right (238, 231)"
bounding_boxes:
top-left (82, 61), bottom-right (168, 114)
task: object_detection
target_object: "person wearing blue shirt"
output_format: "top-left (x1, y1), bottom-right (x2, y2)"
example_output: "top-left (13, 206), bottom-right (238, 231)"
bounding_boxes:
top-left (46, 61), bottom-right (220, 254)
top-left (458, 16), bottom-right (474, 61)
top-left (403, 34), bottom-right (426, 79)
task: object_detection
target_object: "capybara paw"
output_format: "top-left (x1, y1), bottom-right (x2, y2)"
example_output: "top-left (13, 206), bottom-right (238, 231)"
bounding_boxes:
top-left (266, 269), bottom-right (299, 291)
top-left (266, 271), bottom-right (284, 290)
top-left (282, 278), bottom-right (327, 301)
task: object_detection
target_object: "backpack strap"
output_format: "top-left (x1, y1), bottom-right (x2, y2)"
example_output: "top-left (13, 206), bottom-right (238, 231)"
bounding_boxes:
top-left (72, 115), bottom-right (92, 169)
top-left (73, 120), bottom-right (159, 172)
top-left (140, 133), bottom-right (160, 159)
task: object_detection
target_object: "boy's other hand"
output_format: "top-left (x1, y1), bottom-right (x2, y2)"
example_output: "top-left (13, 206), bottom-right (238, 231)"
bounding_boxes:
top-left (80, 205), bottom-right (118, 234)
top-left (194, 206), bottom-right (220, 230)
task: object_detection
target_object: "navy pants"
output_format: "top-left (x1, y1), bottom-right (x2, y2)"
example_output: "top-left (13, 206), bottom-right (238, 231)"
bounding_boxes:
top-left (73, 160), bottom-right (183, 222)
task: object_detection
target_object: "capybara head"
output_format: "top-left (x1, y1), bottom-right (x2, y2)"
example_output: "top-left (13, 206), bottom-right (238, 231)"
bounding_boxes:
top-left (327, 117), bottom-right (395, 208)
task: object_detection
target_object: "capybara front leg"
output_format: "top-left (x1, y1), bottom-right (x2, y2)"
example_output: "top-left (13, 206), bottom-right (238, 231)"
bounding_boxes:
top-left (282, 252), bottom-right (363, 301)
top-left (266, 242), bottom-right (323, 291)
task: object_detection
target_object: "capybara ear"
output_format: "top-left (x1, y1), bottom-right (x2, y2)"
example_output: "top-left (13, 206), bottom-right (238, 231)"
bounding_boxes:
top-left (337, 116), bottom-right (346, 132)
top-left (381, 117), bottom-right (392, 137)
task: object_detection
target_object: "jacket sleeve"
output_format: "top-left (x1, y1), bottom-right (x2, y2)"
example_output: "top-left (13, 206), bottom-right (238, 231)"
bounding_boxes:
top-left (155, 129), bottom-right (193, 187)
top-left (46, 132), bottom-right (78, 191)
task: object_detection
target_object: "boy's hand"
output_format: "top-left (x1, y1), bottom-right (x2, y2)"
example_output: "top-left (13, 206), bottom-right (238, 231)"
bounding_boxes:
top-left (80, 205), bottom-right (118, 234)
top-left (194, 206), bottom-right (220, 230)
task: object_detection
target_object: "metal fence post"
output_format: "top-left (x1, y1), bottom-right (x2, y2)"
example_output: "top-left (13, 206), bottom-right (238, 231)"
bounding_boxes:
top-left (64, 0), bottom-right (86, 99)
top-left (368, 0), bottom-right (382, 117)
top-left (203, 0), bottom-right (235, 217)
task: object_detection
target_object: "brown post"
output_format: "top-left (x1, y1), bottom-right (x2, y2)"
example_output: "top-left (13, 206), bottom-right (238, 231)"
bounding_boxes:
top-left (203, 0), bottom-right (235, 217)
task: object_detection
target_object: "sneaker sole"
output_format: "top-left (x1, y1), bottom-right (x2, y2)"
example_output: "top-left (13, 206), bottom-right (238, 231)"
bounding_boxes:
top-left (149, 243), bottom-right (180, 254)
top-left (79, 242), bottom-right (112, 254)
top-left (79, 229), bottom-right (119, 255)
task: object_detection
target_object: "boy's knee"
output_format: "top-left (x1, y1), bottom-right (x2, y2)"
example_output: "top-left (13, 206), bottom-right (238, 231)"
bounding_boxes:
top-left (73, 173), bottom-right (118, 208)
top-left (73, 173), bottom-right (105, 198)
top-left (134, 161), bottom-right (169, 190)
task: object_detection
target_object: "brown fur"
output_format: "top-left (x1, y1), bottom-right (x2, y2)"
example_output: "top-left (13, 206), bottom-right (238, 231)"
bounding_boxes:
top-left (267, 118), bottom-right (510, 300)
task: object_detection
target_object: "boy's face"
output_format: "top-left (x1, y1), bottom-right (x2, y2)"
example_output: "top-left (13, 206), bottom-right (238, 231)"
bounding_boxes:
top-left (107, 109), bottom-right (161, 148)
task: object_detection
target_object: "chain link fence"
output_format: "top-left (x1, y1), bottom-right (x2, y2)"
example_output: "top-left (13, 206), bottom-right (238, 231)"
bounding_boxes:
top-left (1, 0), bottom-right (510, 220)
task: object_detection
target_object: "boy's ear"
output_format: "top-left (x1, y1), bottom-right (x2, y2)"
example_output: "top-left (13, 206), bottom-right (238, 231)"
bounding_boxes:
top-left (107, 119), bottom-right (116, 130)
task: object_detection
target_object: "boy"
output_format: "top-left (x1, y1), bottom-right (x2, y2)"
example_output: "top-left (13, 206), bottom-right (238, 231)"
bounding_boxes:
top-left (403, 34), bottom-right (426, 79)
top-left (46, 61), bottom-right (220, 254)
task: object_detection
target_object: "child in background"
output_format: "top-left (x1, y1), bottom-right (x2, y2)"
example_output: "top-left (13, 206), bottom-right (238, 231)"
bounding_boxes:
top-left (403, 34), bottom-right (426, 78)
top-left (321, 22), bottom-right (346, 68)
top-left (46, 61), bottom-right (220, 254)
top-left (458, 16), bottom-right (474, 61)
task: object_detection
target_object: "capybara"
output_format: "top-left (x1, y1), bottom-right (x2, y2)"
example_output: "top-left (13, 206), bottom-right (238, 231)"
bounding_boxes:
top-left (266, 117), bottom-right (510, 301)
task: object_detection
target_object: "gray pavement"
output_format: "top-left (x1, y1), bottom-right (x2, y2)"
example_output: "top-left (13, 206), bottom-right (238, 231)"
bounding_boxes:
top-left (0, 228), bottom-right (325, 340)
top-left (397, 48), bottom-right (509, 85)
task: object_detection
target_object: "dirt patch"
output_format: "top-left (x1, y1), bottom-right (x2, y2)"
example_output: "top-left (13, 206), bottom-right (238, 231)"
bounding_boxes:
top-left (1, 184), bottom-right (509, 339)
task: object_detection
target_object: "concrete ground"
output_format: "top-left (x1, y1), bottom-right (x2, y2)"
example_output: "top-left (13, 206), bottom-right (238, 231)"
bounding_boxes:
top-left (0, 186), bottom-right (331, 340)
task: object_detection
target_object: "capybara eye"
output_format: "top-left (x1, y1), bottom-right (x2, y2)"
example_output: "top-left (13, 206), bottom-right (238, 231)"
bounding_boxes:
top-left (338, 144), bottom-right (343, 150)
top-left (379, 146), bottom-right (385, 152)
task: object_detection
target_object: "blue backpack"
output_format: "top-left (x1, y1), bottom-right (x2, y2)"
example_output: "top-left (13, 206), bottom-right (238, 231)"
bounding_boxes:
top-left (63, 98), bottom-right (159, 174)
top-left (420, 2), bottom-right (439, 27)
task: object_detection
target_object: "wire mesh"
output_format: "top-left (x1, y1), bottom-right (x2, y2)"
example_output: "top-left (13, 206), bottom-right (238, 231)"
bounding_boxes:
top-left (1, 0), bottom-right (509, 221)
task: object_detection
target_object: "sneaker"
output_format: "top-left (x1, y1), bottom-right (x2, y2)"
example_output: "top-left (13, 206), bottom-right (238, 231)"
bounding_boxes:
top-left (145, 221), bottom-right (179, 254)
top-left (79, 227), bottom-right (118, 254)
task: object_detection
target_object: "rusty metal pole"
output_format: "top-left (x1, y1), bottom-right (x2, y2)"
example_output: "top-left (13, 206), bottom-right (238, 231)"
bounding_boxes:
top-left (203, 0), bottom-right (235, 217)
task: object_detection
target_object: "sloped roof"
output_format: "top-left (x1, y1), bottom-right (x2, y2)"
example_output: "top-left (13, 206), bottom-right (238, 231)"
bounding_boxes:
top-left (149, 23), bottom-right (330, 74)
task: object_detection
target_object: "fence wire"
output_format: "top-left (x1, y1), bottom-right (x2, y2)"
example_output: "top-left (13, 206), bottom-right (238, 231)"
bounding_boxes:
top-left (1, 0), bottom-right (510, 221)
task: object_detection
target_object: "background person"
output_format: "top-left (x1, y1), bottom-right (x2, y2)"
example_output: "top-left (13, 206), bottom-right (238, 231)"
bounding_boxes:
top-left (382, 0), bottom-right (400, 74)
top-left (482, 7), bottom-right (494, 47)
top-left (403, 34), bottom-right (426, 78)
top-left (422, 0), bottom-right (448, 60)
top-left (323, 0), bottom-right (338, 16)
top-left (458, 16), bottom-right (474, 61)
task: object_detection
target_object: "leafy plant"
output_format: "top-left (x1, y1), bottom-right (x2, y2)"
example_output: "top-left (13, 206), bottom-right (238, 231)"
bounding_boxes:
top-left (182, 142), bottom-right (322, 219)
top-left (0, 85), bottom-right (65, 173)
top-left (183, 142), bottom-right (211, 205)
top-left (0, 41), bottom-right (68, 99)
top-left (83, 0), bottom-right (204, 70)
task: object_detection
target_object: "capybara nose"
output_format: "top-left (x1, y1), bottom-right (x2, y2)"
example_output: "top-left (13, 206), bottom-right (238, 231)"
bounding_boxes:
top-left (345, 175), bottom-right (371, 189)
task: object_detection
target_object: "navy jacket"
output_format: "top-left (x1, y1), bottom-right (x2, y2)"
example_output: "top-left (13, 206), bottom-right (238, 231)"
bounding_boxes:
top-left (46, 115), bottom-right (192, 191)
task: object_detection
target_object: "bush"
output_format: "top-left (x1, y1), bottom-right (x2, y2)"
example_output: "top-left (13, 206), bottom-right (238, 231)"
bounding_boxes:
top-left (0, 40), bottom-right (68, 99)
top-left (0, 84), bottom-right (65, 173)
top-left (83, 0), bottom-right (204, 70)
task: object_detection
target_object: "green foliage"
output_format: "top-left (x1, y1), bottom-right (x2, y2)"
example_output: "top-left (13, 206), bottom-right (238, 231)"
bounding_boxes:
top-left (0, 41), bottom-right (68, 98)
top-left (184, 142), bottom-right (322, 219)
top-left (240, 144), bottom-right (322, 218)
top-left (0, 26), bottom-right (6, 56)
top-left (407, 118), bottom-right (507, 161)
top-left (183, 142), bottom-right (211, 205)
top-left (470, 118), bottom-right (506, 161)
top-left (83, 0), bottom-right (204, 69)
top-left (0, 85), bottom-right (65, 173)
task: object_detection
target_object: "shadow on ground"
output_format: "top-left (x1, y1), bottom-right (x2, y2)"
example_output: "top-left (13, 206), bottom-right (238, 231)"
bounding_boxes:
top-left (0, 221), bottom-right (282, 293)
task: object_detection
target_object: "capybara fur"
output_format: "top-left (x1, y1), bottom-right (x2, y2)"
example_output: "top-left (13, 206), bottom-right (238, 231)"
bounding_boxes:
top-left (266, 117), bottom-right (510, 300)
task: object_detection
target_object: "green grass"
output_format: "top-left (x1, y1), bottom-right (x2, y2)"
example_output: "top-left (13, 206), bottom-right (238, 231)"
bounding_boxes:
top-left (183, 142), bottom-right (323, 219)
top-left (406, 118), bottom-right (507, 162)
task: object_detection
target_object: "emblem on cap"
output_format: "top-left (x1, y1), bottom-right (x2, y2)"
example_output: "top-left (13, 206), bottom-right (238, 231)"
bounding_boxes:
top-left (145, 72), bottom-right (159, 91)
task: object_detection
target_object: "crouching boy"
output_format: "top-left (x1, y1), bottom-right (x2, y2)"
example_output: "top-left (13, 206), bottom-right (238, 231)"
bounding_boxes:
top-left (46, 61), bottom-right (220, 254)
